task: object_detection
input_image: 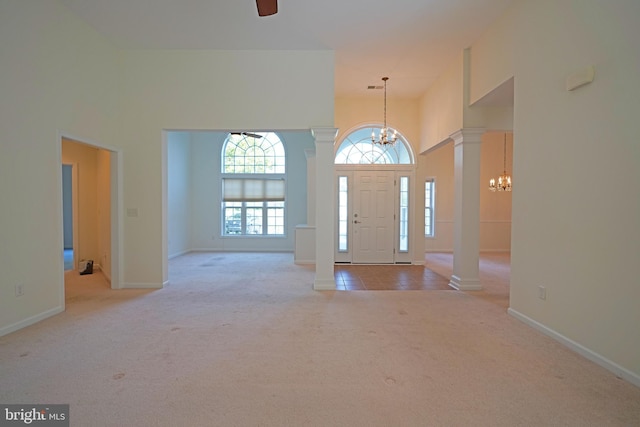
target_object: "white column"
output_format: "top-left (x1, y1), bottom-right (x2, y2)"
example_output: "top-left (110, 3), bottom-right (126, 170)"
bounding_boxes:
top-left (304, 149), bottom-right (316, 226)
top-left (449, 128), bottom-right (484, 291)
top-left (311, 127), bottom-right (338, 290)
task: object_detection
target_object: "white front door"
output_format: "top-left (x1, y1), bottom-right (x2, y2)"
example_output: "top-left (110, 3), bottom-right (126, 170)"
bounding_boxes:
top-left (352, 171), bottom-right (395, 263)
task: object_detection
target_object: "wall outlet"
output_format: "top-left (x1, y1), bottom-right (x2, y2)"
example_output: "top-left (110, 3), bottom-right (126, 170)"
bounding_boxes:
top-left (538, 285), bottom-right (546, 300)
top-left (15, 284), bottom-right (24, 297)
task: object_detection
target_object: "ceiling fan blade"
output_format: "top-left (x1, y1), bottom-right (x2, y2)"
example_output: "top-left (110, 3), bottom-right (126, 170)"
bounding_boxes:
top-left (230, 132), bottom-right (263, 139)
top-left (256, 0), bottom-right (278, 17)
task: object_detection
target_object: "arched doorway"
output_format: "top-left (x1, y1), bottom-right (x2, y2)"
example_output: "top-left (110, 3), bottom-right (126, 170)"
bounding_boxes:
top-left (334, 125), bottom-right (415, 264)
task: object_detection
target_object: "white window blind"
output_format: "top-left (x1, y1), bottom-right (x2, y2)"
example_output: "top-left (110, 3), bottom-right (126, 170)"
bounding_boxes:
top-left (223, 178), bottom-right (285, 201)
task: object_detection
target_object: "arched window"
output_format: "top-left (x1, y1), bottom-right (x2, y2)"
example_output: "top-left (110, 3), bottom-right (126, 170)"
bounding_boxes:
top-left (335, 126), bottom-right (413, 164)
top-left (221, 132), bottom-right (286, 236)
top-left (223, 132), bottom-right (285, 173)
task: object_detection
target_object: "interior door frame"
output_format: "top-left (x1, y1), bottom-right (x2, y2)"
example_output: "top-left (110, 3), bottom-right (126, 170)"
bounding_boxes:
top-left (57, 131), bottom-right (124, 292)
top-left (62, 162), bottom-right (80, 271)
top-left (335, 164), bottom-right (415, 264)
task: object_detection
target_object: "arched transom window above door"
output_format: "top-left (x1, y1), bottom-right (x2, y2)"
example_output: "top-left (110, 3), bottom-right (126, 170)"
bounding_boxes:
top-left (335, 126), bottom-right (413, 164)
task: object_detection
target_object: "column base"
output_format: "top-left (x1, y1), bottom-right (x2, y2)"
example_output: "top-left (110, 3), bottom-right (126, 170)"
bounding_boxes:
top-left (449, 275), bottom-right (482, 291)
top-left (313, 278), bottom-right (336, 291)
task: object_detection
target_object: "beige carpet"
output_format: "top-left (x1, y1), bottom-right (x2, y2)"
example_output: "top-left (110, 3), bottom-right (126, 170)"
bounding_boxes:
top-left (1, 252), bottom-right (639, 426)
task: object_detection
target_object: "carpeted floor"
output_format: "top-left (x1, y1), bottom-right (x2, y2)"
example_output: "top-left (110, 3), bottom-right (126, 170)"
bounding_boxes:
top-left (1, 252), bottom-right (638, 426)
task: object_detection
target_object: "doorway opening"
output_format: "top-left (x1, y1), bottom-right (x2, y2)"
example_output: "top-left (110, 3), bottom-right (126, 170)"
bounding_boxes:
top-left (59, 134), bottom-right (122, 293)
top-left (334, 125), bottom-right (415, 264)
top-left (62, 164), bottom-right (75, 271)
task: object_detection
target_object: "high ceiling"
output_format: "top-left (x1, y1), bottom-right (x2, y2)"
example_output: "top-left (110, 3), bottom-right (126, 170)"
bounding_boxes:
top-left (59, 0), bottom-right (513, 99)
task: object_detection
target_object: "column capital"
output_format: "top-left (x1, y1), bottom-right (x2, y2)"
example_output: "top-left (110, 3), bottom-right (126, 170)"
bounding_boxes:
top-left (311, 127), bottom-right (339, 144)
top-left (450, 128), bottom-right (485, 146)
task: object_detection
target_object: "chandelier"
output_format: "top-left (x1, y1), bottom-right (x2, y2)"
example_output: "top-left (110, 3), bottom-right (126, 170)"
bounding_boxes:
top-left (489, 133), bottom-right (512, 192)
top-left (371, 77), bottom-right (397, 146)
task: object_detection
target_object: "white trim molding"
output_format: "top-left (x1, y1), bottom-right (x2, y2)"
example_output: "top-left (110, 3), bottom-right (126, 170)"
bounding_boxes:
top-left (313, 278), bottom-right (337, 291)
top-left (0, 307), bottom-right (64, 338)
top-left (122, 283), bottom-right (164, 289)
top-left (449, 275), bottom-right (482, 291)
top-left (508, 308), bottom-right (640, 388)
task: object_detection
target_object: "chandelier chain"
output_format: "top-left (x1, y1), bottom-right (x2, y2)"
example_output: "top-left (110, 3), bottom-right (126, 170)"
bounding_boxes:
top-left (384, 77), bottom-right (387, 128)
top-left (489, 132), bottom-right (512, 192)
top-left (372, 77), bottom-right (397, 146)
top-left (503, 133), bottom-right (507, 173)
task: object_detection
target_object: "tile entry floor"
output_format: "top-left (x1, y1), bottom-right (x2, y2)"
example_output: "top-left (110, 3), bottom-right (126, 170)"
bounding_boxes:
top-left (334, 263), bottom-right (451, 290)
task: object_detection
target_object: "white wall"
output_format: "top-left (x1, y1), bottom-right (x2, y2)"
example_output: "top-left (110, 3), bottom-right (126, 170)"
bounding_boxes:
top-left (335, 96), bottom-right (420, 147)
top-left (423, 142), bottom-right (454, 252)
top-left (189, 132), bottom-right (223, 251)
top-left (0, 2), bottom-right (334, 332)
top-left (0, 1), bottom-right (120, 334)
top-left (120, 49), bottom-right (334, 286)
top-left (469, 5), bottom-right (516, 105)
top-left (185, 130), bottom-right (314, 252)
top-left (470, 0), bottom-right (640, 380)
top-left (167, 132), bottom-right (192, 258)
top-left (418, 53), bottom-right (464, 152)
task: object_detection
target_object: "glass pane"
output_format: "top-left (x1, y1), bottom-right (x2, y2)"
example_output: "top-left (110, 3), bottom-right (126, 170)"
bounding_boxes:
top-left (399, 176), bottom-right (409, 252)
top-left (224, 207), bottom-right (242, 235)
top-left (246, 208), bottom-right (263, 234)
top-left (267, 206), bottom-right (284, 235)
top-left (338, 176), bottom-right (348, 252)
top-left (425, 180), bottom-right (434, 237)
top-left (425, 208), bottom-right (432, 236)
top-left (222, 132), bottom-right (286, 174)
top-left (335, 126), bottom-right (412, 164)
top-left (399, 207), bottom-right (408, 252)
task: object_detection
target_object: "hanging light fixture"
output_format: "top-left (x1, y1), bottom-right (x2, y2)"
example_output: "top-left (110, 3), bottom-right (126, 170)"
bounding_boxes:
top-left (489, 133), bottom-right (512, 192)
top-left (371, 77), bottom-right (398, 146)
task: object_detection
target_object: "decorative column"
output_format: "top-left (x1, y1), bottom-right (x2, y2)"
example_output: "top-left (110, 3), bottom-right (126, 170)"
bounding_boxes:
top-left (311, 127), bottom-right (338, 290)
top-left (449, 128), bottom-right (484, 291)
top-left (304, 149), bottom-right (316, 226)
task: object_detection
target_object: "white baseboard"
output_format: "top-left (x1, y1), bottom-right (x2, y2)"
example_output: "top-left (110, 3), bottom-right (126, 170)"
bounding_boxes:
top-left (189, 248), bottom-right (294, 253)
top-left (508, 308), bottom-right (640, 388)
top-left (313, 279), bottom-right (336, 290)
top-left (121, 282), bottom-right (163, 289)
top-left (449, 275), bottom-right (482, 291)
top-left (0, 306), bottom-right (64, 337)
top-left (168, 250), bottom-right (190, 260)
